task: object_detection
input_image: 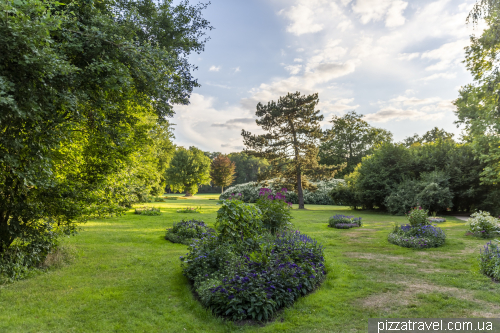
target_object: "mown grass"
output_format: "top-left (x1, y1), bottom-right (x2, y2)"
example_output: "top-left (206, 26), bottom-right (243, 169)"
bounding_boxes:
top-left (0, 194), bottom-right (498, 332)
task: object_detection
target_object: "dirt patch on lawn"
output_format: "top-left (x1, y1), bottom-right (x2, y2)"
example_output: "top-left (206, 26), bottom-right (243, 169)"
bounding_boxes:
top-left (344, 252), bottom-right (405, 261)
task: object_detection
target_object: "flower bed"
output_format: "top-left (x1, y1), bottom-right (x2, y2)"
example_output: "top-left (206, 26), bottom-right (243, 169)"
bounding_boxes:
top-left (165, 219), bottom-right (215, 245)
top-left (479, 240), bottom-right (500, 281)
top-left (134, 207), bottom-right (161, 216)
top-left (179, 196), bottom-right (325, 321)
top-left (328, 214), bottom-right (362, 228)
top-left (388, 207), bottom-right (446, 249)
top-left (180, 230), bottom-right (326, 321)
top-left (466, 211), bottom-right (500, 238)
top-left (428, 217), bottom-right (446, 223)
top-left (177, 206), bottom-right (201, 213)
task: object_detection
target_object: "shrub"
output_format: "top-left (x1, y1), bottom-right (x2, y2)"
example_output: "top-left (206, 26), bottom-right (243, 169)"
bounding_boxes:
top-left (180, 229), bottom-right (326, 321)
top-left (165, 197), bottom-right (179, 200)
top-left (388, 224), bottom-right (446, 249)
top-left (165, 219), bottom-right (215, 245)
top-left (466, 211), bottom-right (500, 238)
top-left (134, 207), bottom-right (161, 215)
top-left (428, 217), bottom-right (446, 223)
top-left (220, 179), bottom-right (344, 205)
top-left (256, 188), bottom-right (293, 234)
top-left (328, 214), bottom-right (362, 228)
top-left (177, 206), bottom-right (201, 213)
top-left (215, 199), bottom-right (262, 244)
top-left (479, 240), bottom-right (500, 280)
top-left (407, 206), bottom-right (429, 227)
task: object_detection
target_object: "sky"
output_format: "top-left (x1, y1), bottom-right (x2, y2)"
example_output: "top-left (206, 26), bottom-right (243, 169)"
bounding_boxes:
top-left (171, 0), bottom-right (483, 153)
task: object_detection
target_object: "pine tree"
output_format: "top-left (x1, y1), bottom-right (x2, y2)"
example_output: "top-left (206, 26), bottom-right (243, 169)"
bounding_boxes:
top-left (242, 92), bottom-right (344, 209)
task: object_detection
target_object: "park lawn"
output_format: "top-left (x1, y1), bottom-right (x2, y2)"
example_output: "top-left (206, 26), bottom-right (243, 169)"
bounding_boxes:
top-left (0, 196), bottom-right (498, 333)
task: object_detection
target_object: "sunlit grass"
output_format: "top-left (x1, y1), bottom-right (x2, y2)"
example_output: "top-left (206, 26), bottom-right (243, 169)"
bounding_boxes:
top-left (0, 196), bottom-right (498, 332)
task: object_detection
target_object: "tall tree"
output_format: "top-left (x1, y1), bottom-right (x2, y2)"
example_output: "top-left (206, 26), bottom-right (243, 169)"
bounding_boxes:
top-left (227, 152), bottom-right (269, 185)
top-left (319, 111), bottom-right (392, 178)
top-left (402, 127), bottom-right (455, 147)
top-left (454, 0), bottom-right (500, 185)
top-left (242, 92), bottom-right (343, 209)
top-left (210, 154), bottom-right (236, 193)
top-left (165, 147), bottom-right (211, 196)
top-left (0, 0), bottom-right (211, 253)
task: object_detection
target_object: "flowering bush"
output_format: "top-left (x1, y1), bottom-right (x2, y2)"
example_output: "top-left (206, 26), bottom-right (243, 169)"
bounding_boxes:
top-left (479, 240), bottom-right (500, 280)
top-left (134, 207), bottom-right (161, 216)
top-left (180, 229), bottom-right (326, 321)
top-left (407, 206), bottom-right (429, 227)
top-left (176, 206), bottom-right (201, 213)
top-left (466, 211), bottom-right (500, 238)
top-left (165, 219), bottom-right (215, 245)
top-left (215, 199), bottom-right (263, 244)
top-left (388, 224), bottom-right (446, 249)
top-left (256, 188), bottom-right (293, 234)
top-left (328, 214), bottom-right (362, 228)
top-left (219, 179), bottom-right (344, 205)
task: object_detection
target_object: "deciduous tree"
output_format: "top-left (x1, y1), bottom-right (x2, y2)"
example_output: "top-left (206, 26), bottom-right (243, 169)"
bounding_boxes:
top-left (165, 147), bottom-right (211, 196)
top-left (210, 155), bottom-right (236, 193)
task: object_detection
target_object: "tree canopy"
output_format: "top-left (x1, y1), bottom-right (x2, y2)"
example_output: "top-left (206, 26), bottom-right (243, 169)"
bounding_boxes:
top-left (165, 147), bottom-right (211, 196)
top-left (210, 154), bottom-right (236, 193)
top-left (242, 92), bottom-right (343, 209)
top-left (0, 0), bottom-right (211, 254)
top-left (319, 111), bottom-right (392, 178)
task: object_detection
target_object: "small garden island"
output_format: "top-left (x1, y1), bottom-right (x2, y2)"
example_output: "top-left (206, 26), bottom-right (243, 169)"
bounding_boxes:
top-left (176, 189), bottom-right (326, 321)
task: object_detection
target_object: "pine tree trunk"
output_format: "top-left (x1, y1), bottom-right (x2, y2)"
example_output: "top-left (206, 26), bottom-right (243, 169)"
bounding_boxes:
top-left (297, 167), bottom-right (305, 209)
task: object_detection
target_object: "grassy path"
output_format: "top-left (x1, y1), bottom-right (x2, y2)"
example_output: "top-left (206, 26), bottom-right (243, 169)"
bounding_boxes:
top-left (0, 195), bottom-right (498, 332)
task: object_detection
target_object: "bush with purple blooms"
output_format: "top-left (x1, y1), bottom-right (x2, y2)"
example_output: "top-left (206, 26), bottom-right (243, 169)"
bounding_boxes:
top-left (479, 240), bottom-right (500, 280)
top-left (388, 224), bottom-right (446, 249)
top-left (328, 214), bottom-right (362, 229)
top-left (256, 188), bottom-right (293, 234)
top-left (180, 229), bottom-right (326, 321)
top-left (165, 219), bottom-right (215, 245)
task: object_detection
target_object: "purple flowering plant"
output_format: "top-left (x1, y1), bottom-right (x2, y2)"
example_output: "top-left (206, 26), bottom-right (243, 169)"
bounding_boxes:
top-left (165, 219), bottom-right (215, 245)
top-left (256, 188), bottom-right (293, 235)
top-left (479, 240), bottom-right (500, 280)
top-left (328, 214), bottom-right (362, 228)
top-left (388, 223), bottom-right (446, 249)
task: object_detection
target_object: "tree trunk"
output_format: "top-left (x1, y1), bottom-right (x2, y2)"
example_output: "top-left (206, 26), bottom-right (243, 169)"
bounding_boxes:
top-left (221, 186), bottom-right (224, 194)
top-left (185, 190), bottom-right (192, 197)
top-left (297, 167), bottom-right (304, 209)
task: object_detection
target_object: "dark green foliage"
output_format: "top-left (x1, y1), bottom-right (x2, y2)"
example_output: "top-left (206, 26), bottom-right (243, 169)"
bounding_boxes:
top-left (215, 199), bottom-right (262, 244)
top-left (227, 152), bottom-right (270, 185)
top-left (165, 219), bottom-right (214, 245)
top-left (180, 230), bottom-right (326, 321)
top-left (134, 207), bottom-right (161, 216)
top-left (176, 207), bottom-right (202, 213)
top-left (319, 111), bottom-right (392, 178)
top-left (165, 147), bottom-right (211, 196)
top-left (255, 188), bottom-right (293, 234)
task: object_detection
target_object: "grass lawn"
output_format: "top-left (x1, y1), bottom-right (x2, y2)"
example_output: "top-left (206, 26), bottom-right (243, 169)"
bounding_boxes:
top-left (0, 195), bottom-right (498, 332)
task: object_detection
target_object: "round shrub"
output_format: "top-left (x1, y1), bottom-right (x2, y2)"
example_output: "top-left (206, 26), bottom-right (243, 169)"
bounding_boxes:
top-left (407, 206), bottom-right (430, 227)
top-left (180, 229), bottom-right (326, 321)
top-left (165, 219), bottom-right (215, 245)
top-left (134, 207), bottom-right (161, 215)
top-left (466, 211), bottom-right (500, 238)
top-left (328, 214), bottom-right (362, 228)
top-left (388, 224), bottom-right (446, 249)
top-left (215, 199), bottom-right (263, 244)
top-left (256, 188), bottom-right (293, 234)
top-left (479, 240), bottom-right (500, 280)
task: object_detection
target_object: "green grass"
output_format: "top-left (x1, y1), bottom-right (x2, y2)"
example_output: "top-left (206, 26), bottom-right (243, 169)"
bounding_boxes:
top-left (0, 196), bottom-right (499, 332)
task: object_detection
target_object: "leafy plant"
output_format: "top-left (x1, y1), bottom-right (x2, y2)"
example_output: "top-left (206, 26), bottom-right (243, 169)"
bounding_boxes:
top-left (215, 199), bottom-right (262, 244)
top-left (256, 188), bottom-right (293, 234)
top-left (466, 211), bottom-right (500, 238)
top-left (328, 214), bottom-right (362, 228)
top-left (165, 219), bottom-right (215, 245)
top-left (407, 206), bottom-right (429, 227)
top-left (134, 207), bottom-right (161, 216)
top-left (177, 207), bottom-right (202, 213)
top-left (479, 240), bottom-right (500, 281)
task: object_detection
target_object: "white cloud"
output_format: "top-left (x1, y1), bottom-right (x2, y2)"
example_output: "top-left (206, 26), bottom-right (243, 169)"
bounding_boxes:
top-left (234, 67), bottom-right (241, 73)
top-left (284, 64), bottom-right (303, 74)
top-left (294, 58), bottom-right (303, 62)
top-left (398, 52), bottom-right (420, 61)
top-left (209, 65), bottom-right (221, 72)
top-left (296, 48), bottom-right (305, 52)
top-left (352, 0), bottom-right (408, 27)
top-left (205, 82), bottom-right (231, 89)
top-left (421, 39), bottom-right (469, 71)
top-left (364, 108), bottom-right (445, 122)
top-left (420, 72), bottom-right (457, 81)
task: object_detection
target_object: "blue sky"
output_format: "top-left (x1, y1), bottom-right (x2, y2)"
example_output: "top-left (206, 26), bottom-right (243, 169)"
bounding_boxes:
top-left (172, 0), bottom-right (482, 153)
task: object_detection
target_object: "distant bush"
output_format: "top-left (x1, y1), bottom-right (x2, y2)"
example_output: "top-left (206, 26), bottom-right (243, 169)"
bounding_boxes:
top-left (328, 214), bottom-right (362, 228)
top-left (134, 207), bottom-right (161, 216)
top-left (220, 179), bottom-right (344, 205)
top-left (165, 219), bottom-right (215, 245)
top-left (479, 240), bottom-right (500, 281)
top-left (177, 207), bottom-right (201, 213)
top-left (466, 211), bottom-right (500, 238)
